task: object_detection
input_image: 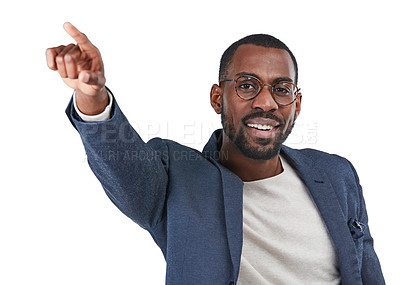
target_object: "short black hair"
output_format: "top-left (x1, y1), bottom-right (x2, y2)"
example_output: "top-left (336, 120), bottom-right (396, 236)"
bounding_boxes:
top-left (219, 34), bottom-right (298, 84)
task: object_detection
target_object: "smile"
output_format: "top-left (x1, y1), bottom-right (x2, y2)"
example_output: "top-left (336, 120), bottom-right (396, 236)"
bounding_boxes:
top-left (246, 123), bottom-right (275, 131)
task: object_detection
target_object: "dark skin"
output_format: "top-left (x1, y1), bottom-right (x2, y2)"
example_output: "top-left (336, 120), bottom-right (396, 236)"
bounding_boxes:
top-left (210, 45), bottom-right (302, 181)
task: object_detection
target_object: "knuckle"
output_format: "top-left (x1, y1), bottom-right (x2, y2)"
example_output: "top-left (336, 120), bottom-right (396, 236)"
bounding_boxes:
top-left (56, 45), bottom-right (66, 51)
top-left (70, 49), bottom-right (81, 59)
top-left (66, 43), bottom-right (75, 50)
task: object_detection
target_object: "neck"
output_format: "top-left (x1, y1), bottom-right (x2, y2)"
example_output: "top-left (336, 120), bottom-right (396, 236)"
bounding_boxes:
top-left (219, 136), bottom-right (283, 182)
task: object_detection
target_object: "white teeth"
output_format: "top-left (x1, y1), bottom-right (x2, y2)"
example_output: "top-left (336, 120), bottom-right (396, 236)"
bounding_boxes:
top-left (247, 123), bottom-right (274, 130)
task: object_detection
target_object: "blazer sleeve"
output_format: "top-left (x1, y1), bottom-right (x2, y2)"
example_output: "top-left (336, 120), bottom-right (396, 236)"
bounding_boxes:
top-left (348, 161), bottom-right (385, 284)
top-left (65, 93), bottom-right (169, 230)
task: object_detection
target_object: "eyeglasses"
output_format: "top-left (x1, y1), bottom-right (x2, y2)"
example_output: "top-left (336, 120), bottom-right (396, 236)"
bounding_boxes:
top-left (220, 74), bottom-right (301, 106)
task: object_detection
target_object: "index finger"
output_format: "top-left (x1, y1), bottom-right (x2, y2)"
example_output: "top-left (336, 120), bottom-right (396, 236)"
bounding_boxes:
top-left (63, 22), bottom-right (95, 51)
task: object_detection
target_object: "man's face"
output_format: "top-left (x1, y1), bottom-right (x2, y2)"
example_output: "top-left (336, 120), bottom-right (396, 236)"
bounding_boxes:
top-left (213, 44), bottom-right (301, 160)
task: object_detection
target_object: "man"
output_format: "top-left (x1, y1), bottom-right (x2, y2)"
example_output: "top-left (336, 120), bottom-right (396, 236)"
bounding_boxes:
top-left (46, 23), bottom-right (385, 284)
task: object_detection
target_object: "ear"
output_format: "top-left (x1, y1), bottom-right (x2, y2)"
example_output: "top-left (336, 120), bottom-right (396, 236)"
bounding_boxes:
top-left (294, 92), bottom-right (302, 120)
top-left (210, 83), bottom-right (223, 114)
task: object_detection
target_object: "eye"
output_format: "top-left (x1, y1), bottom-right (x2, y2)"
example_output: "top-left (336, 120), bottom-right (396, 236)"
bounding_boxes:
top-left (236, 77), bottom-right (259, 95)
top-left (275, 87), bottom-right (289, 95)
top-left (238, 83), bottom-right (256, 90)
top-left (274, 83), bottom-right (292, 97)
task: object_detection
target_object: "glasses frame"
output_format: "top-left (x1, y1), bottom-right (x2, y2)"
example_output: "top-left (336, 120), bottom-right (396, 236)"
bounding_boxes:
top-left (220, 74), bottom-right (301, 106)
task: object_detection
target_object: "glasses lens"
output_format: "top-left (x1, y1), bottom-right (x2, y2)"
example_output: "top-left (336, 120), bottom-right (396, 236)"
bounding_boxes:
top-left (273, 82), bottom-right (296, 105)
top-left (236, 76), bottom-right (260, 99)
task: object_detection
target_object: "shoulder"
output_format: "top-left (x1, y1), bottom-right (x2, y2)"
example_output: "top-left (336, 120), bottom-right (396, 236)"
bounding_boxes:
top-left (299, 147), bottom-right (349, 165)
top-left (283, 145), bottom-right (350, 164)
top-left (282, 145), bottom-right (358, 181)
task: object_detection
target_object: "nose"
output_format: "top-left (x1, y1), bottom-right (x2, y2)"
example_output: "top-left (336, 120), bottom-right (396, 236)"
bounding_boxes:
top-left (251, 85), bottom-right (279, 111)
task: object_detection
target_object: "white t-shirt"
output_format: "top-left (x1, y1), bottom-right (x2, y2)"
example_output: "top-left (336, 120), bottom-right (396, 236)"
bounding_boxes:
top-left (237, 157), bottom-right (340, 285)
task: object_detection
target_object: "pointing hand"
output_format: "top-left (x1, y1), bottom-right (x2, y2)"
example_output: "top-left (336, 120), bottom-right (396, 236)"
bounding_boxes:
top-left (46, 23), bottom-right (108, 114)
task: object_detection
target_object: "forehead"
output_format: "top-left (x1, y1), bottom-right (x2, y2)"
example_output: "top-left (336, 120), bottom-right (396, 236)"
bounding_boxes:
top-left (228, 44), bottom-right (295, 82)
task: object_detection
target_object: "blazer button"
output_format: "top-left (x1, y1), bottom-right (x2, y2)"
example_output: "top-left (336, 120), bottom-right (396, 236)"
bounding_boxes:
top-left (229, 282), bottom-right (234, 285)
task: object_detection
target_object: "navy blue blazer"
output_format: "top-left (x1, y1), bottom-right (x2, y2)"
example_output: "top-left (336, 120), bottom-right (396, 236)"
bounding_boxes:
top-left (66, 97), bottom-right (385, 285)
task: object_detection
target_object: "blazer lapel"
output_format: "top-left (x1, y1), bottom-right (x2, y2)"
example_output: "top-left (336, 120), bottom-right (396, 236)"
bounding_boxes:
top-left (207, 158), bottom-right (244, 282)
top-left (203, 130), bottom-right (244, 281)
top-left (281, 146), bottom-right (362, 285)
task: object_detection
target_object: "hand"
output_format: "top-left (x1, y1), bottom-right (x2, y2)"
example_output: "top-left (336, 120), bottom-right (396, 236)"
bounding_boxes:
top-left (46, 23), bottom-right (108, 114)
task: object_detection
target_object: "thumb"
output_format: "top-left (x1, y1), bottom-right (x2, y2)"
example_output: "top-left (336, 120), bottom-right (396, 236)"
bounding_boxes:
top-left (79, 71), bottom-right (106, 87)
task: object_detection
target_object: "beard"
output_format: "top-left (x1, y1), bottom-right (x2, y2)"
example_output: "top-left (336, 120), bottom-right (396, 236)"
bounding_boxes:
top-left (221, 108), bottom-right (295, 161)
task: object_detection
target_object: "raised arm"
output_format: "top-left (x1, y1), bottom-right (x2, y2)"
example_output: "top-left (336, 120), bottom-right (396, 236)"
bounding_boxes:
top-left (47, 24), bottom-right (169, 229)
top-left (46, 22), bottom-right (108, 115)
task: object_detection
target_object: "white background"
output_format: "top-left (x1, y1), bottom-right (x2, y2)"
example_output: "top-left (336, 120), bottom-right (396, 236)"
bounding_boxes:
top-left (1, 0), bottom-right (398, 284)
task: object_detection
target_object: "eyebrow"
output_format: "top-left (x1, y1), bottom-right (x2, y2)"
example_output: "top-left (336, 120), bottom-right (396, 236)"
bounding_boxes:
top-left (273, 77), bottom-right (293, 84)
top-left (235, 72), bottom-right (293, 84)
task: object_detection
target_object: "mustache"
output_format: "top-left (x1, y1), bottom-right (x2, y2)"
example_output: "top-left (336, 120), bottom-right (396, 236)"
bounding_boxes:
top-left (242, 111), bottom-right (283, 125)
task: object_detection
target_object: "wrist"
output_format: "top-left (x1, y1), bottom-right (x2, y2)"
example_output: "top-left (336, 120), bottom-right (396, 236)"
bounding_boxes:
top-left (75, 87), bottom-right (109, 115)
